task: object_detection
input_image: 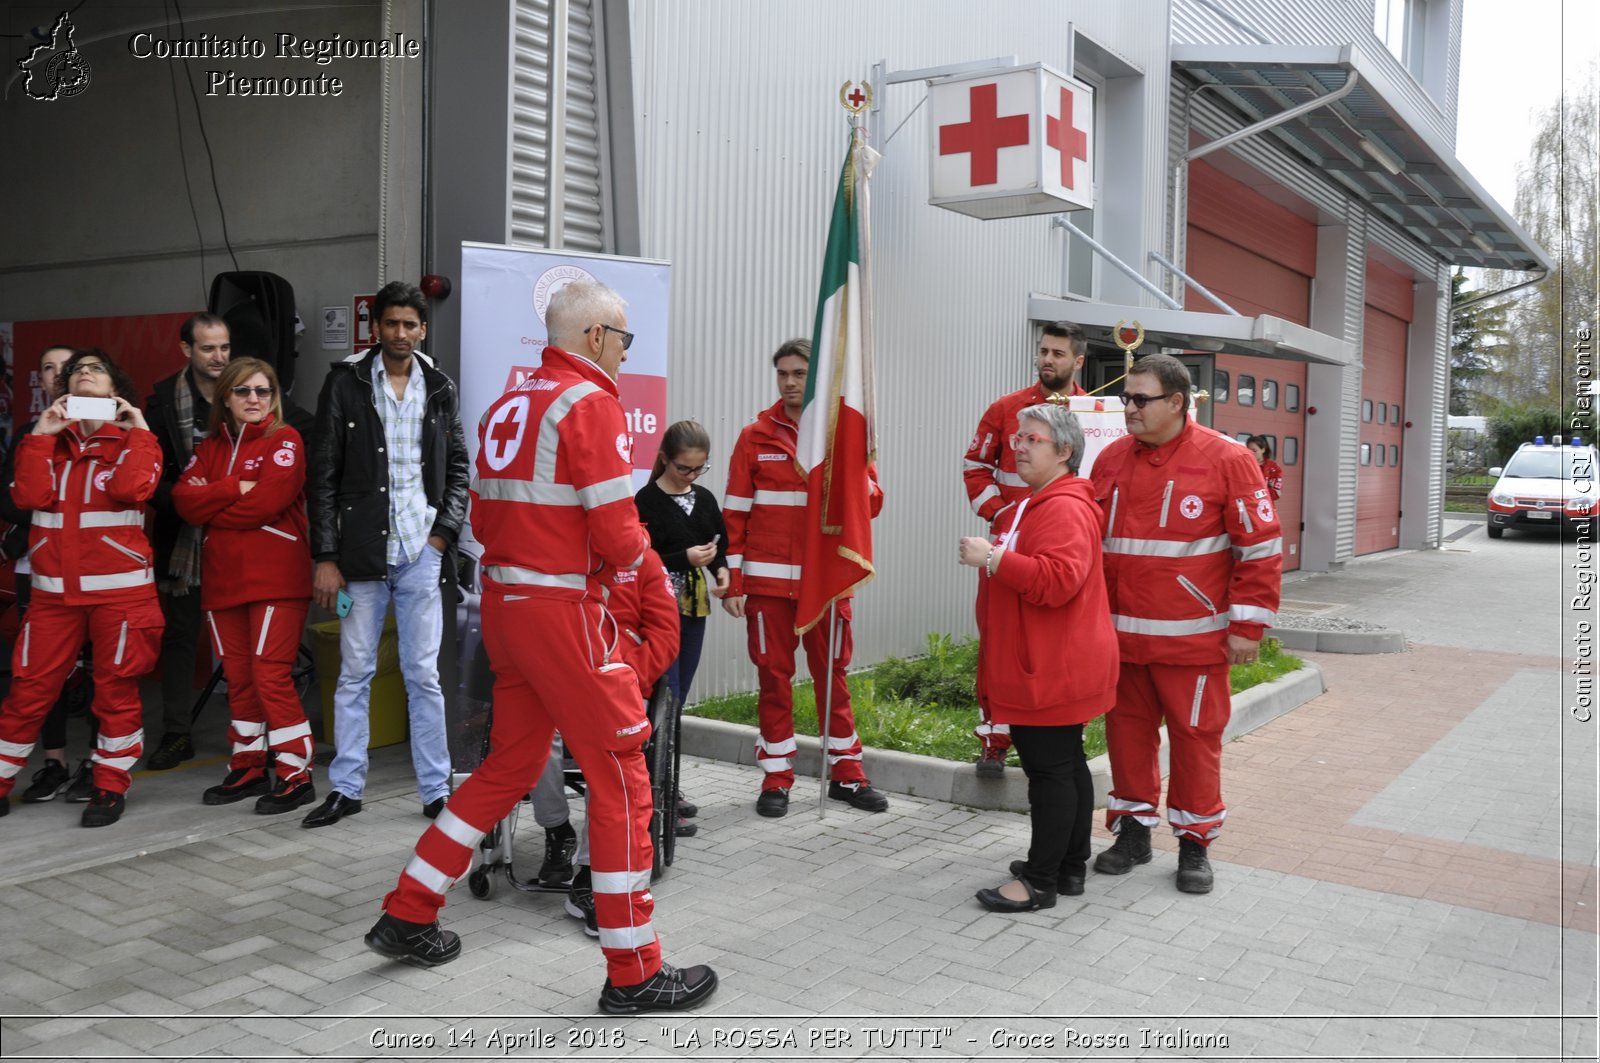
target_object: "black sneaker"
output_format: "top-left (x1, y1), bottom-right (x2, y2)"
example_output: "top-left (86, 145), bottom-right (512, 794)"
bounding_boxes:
top-left (674, 815), bottom-right (698, 838)
top-left (146, 732), bottom-right (194, 771)
top-left (81, 788), bottom-right (125, 828)
top-left (202, 767), bottom-right (271, 806)
top-left (1176, 837), bottom-right (1214, 894)
top-left (1094, 818), bottom-right (1153, 875)
top-left (364, 912), bottom-right (462, 967)
top-left (975, 746), bottom-right (1008, 777)
top-left (538, 821), bottom-right (577, 886)
top-left (828, 780), bottom-right (889, 812)
top-left (255, 778), bottom-right (316, 815)
top-left (755, 788), bottom-right (789, 818)
top-left (598, 962), bottom-right (719, 1015)
top-left (21, 759), bottom-right (71, 803)
top-left (564, 866), bottom-right (599, 937)
top-left (676, 792), bottom-right (699, 819)
top-left (64, 759), bottom-right (94, 803)
top-left (0, 796), bottom-right (9, 817)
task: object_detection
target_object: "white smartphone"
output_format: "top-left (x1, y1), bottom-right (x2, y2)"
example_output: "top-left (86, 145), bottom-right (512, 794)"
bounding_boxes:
top-left (66, 396), bottom-right (118, 421)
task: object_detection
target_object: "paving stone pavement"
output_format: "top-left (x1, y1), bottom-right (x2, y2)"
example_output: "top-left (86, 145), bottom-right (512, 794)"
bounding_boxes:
top-left (0, 524), bottom-right (1594, 1061)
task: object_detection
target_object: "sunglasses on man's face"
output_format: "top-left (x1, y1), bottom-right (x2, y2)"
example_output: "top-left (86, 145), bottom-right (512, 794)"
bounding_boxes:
top-left (230, 386), bottom-right (273, 399)
top-left (1119, 391), bottom-right (1175, 409)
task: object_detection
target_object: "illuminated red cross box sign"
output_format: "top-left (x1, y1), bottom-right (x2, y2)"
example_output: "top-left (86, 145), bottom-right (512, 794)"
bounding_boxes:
top-left (928, 63), bottom-right (1094, 220)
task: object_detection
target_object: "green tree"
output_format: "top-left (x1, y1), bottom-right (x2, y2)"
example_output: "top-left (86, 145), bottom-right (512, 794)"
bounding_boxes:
top-left (1449, 268), bottom-right (1508, 415)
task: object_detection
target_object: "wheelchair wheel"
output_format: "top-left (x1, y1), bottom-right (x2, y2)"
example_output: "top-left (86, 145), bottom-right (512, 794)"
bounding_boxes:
top-left (647, 686), bottom-right (681, 880)
top-left (467, 865), bottom-right (494, 899)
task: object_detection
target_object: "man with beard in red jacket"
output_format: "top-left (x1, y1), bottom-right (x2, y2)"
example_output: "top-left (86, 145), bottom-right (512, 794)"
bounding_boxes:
top-left (1089, 354), bottom-right (1281, 894)
top-left (961, 321), bottom-right (1089, 777)
top-left (365, 280), bottom-right (717, 1016)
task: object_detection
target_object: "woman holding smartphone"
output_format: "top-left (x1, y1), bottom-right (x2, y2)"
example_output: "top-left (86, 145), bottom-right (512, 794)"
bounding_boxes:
top-left (173, 358), bottom-right (316, 815)
top-left (0, 348), bottom-right (165, 828)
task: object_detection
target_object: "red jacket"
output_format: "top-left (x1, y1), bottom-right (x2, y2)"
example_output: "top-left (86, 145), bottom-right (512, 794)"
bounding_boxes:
top-left (964, 382), bottom-right (1088, 534)
top-left (724, 401), bottom-right (882, 600)
top-left (605, 549), bottom-right (680, 698)
top-left (171, 417), bottom-right (311, 611)
top-left (1089, 421), bottom-right (1282, 666)
top-left (11, 425), bottom-right (163, 605)
top-left (471, 345), bottom-right (649, 601)
top-left (977, 475), bottom-right (1118, 726)
top-left (1261, 459), bottom-right (1284, 500)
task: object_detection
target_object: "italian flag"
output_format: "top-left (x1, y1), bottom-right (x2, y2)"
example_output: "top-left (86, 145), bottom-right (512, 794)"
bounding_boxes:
top-left (796, 126), bottom-right (881, 636)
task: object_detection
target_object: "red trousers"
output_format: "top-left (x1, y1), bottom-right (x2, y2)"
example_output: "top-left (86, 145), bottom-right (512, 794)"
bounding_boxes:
top-left (1104, 661), bottom-right (1230, 846)
top-left (206, 600), bottom-right (312, 784)
top-left (744, 595), bottom-right (866, 791)
top-left (0, 595), bottom-right (162, 798)
top-left (383, 594), bottom-right (660, 987)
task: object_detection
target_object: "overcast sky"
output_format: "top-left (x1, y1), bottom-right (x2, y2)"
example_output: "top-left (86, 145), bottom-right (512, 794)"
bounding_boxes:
top-left (1455, 0), bottom-right (1597, 211)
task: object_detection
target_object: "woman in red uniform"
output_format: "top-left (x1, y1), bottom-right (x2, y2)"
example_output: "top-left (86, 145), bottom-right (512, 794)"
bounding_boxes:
top-left (0, 348), bottom-right (164, 828)
top-left (174, 358), bottom-right (315, 815)
top-left (958, 403), bottom-right (1119, 911)
top-left (1246, 435), bottom-right (1284, 501)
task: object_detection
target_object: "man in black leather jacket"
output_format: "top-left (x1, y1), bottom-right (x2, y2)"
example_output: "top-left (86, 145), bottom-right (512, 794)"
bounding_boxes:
top-left (302, 281), bottom-right (469, 829)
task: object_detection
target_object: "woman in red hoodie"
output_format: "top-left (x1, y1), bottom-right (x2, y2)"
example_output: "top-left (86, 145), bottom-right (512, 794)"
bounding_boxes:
top-left (174, 358), bottom-right (315, 815)
top-left (959, 403), bottom-right (1119, 913)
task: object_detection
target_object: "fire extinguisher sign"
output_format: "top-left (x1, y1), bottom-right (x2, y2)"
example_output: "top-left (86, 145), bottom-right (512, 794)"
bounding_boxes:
top-left (353, 294), bottom-right (376, 351)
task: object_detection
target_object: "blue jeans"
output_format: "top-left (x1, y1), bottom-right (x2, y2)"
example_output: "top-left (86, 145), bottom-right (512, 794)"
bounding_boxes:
top-left (328, 544), bottom-right (451, 804)
top-left (666, 612), bottom-right (708, 706)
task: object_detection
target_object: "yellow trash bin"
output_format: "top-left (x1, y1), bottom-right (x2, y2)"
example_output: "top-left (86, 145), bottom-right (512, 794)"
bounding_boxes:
top-left (310, 614), bottom-right (409, 749)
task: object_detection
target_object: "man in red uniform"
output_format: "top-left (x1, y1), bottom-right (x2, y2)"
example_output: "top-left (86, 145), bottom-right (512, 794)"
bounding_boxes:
top-left (365, 280), bottom-right (717, 1015)
top-left (722, 339), bottom-right (887, 819)
top-left (962, 321), bottom-right (1089, 775)
top-left (1088, 353), bottom-right (1282, 894)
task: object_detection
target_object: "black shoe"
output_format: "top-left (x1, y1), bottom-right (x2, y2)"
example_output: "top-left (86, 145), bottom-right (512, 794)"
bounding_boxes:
top-left (976, 876), bottom-right (1056, 913)
top-left (302, 791), bottom-right (362, 828)
top-left (674, 815), bottom-right (698, 838)
top-left (828, 780), bottom-right (889, 812)
top-left (1008, 860), bottom-right (1086, 896)
top-left (755, 788), bottom-right (789, 818)
top-left (538, 821), bottom-right (577, 886)
top-left (146, 733), bottom-right (194, 771)
top-left (0, 796), bottom-right (9, 817)
top-left (202, 767), bottom-right (271, 806)
top-left (21, 759), bottom-right (70, 803)
top-left (598, 962), bottom-right (719, 1015)
top-left (364, 912), bottom-right (461, 968)
top-left (565, 866), bottom-right (598, 937)
top-left (975, 746), bottom-right (1008, 777)
top-left (1094, 818), bottom-right (1153, 875)
top-left (1177, 838), bottom-right (1214, 894)
top-left (81, 788), bottom-right (125, 828)
top-left (64, 759), bottom-right (94, 803)
top-left (423, 797), bottom-right (446, 820)
top-left (676, 792), bottom-right (698, 819)
top-left (255, 778), bottom-right (316, 815)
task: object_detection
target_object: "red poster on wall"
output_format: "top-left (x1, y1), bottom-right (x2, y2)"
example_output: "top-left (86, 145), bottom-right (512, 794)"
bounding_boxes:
top-left (1, 311), bottom-right (197, 445)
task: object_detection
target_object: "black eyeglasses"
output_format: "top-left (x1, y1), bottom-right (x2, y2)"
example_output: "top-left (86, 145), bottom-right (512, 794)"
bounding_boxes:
top-left (1120, 391), bottom-right (1175, 409)
top-left (230, 385), bottom-right (273, 398)
top-left (671, 462), bottom-right (711, 477)
top-left (585, 323), bottom-right (634, 351)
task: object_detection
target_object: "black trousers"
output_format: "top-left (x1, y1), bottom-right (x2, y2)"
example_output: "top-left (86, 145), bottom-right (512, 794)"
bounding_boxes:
top-left (1011, 723), bottom-right (1093, 891)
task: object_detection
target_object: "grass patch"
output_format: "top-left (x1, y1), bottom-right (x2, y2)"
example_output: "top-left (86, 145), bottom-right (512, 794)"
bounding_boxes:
top-left (1444, 499), bottom-right (1487, 513)
top-left (688, 634), bottom-right (1302, 767)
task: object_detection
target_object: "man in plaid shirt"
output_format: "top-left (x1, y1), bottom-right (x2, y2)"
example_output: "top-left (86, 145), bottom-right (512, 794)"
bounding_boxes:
top-left (304, 281), bottom-right (470, 829)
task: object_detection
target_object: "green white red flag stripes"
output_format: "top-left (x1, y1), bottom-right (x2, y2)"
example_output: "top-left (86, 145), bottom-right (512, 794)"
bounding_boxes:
top-left (796, 126), bottom-right (881, 636)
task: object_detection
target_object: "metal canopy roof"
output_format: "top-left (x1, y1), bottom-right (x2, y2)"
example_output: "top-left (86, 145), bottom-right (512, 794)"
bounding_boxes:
top-left (1170, 44), bottom-right (1551, 274)
top-left (1028, 295), bottom-right (1357, 367)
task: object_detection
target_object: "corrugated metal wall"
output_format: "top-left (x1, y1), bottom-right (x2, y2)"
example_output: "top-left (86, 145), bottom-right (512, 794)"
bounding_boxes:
top-left (1335, 213), bottom-right (1368, 562)
top-left (509, 0), bottom-right (607, 252)
top-left (629, 0), bottom-right (1174, 698)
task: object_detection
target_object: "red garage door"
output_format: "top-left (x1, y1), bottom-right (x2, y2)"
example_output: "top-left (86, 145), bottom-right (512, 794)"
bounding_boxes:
top-left (1186, 162), bottom-right (1313, 571)
top-left (1357, 261), bottom-right (1412, 554)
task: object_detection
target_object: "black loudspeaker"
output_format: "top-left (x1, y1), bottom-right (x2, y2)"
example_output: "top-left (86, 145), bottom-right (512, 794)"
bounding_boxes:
top-left (208, 271), bottom-right (298, 393)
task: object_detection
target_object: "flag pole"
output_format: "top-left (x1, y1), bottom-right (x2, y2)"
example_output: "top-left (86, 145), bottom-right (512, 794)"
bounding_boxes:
top-left (818, 599), bottom-right (835, 818)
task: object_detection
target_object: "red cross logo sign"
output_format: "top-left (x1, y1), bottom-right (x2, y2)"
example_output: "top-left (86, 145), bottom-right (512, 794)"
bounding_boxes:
top-left (484, 397), bottom-right (530, 471)
top-left (1044, 86), bottom-right (1089, 189)
top-left (938, 82), bottom-right (1030, 187)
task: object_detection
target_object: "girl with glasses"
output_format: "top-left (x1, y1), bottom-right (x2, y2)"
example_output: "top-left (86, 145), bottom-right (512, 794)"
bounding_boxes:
top-left (173, 358), bottom-right (317, 816)
top-left (632, 420), bottom-right (730, 833)
top-left (0, 348), bottom-right (164, 828)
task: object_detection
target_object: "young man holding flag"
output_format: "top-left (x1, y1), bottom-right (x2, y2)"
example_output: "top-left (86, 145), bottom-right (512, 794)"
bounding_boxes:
top-left (722, 125), bottom-right (887, 820)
